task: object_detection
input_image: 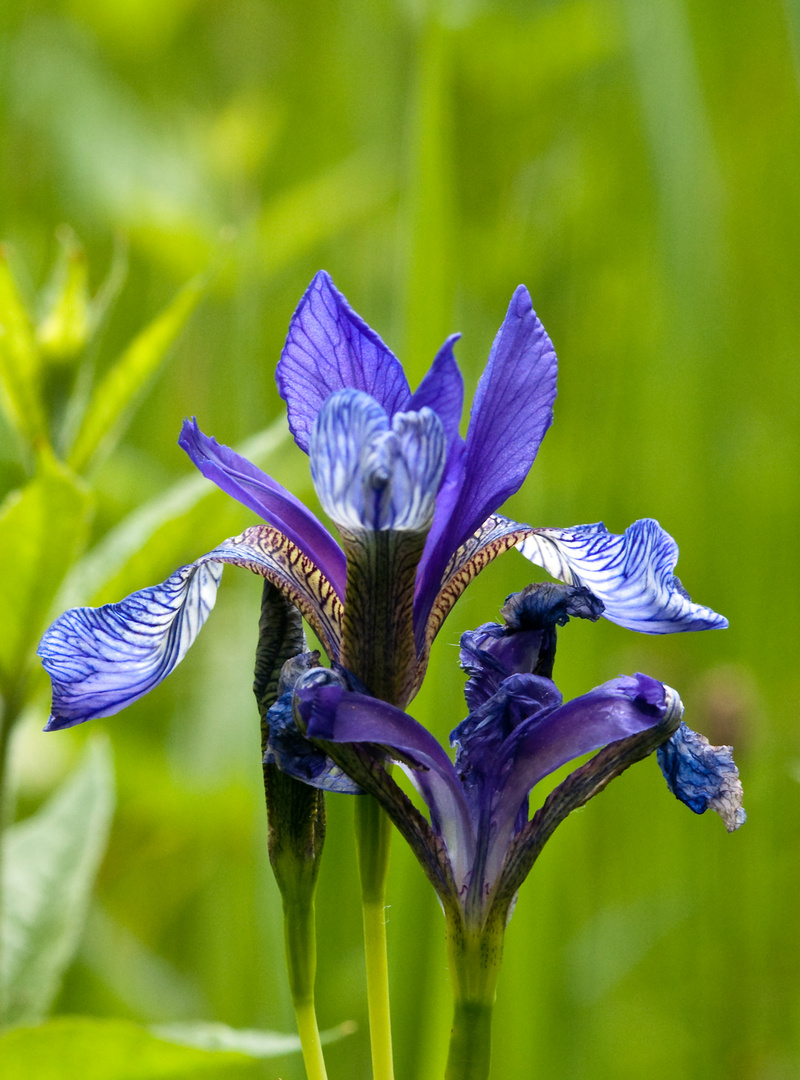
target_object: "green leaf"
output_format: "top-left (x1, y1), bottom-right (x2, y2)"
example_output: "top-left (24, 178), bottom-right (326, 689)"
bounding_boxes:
top-left (0, 1017), bottom-right (258, 1079)
top-left (67, 273), bottom-right (208, 474)
top-left (1, 739), bottom-right (115, 1026)
top-left (0, 249), bottom-right (47, 447)
top-left (56, 417), bottom-right (292, 611)
top-left (0, 452), bottom-right (92, 698)
top-left (151, 1019), bottom-right (355, 1057)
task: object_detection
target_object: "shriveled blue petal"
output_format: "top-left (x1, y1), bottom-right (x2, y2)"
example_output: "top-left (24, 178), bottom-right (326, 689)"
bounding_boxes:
top-left (39, 525), bottom-right (345, 730)
top-left (265, 670), bottom-right (361, 794)
top-left (310, 389), bottom-right (446, 532)
top-left (516, 519), bottom-right (728, 633)
top-left (39, 561), bottom-right (222, 729)
top-left (482, 675), bottom-right (682, 886)
top-left (409, 334), bottom-right (464, 448)
top-left (179, 418), bottom-right (346, 598)
top-left (657, 721), bottom-right (746, 831)
top-left (277, 271), bottom-right (411, 453)
top-left (459, 584), bottom-right (603, 711)
top-left (296, 680), bottom-right (475, 884)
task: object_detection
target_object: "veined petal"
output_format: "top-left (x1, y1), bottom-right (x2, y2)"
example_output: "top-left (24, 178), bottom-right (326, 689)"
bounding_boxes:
top-left (409, 334), bottom-right (464, 448)
top-left (657, 721), bottom-right (746, 831)
top-left (516, 519), bottom-right (729, 633)
top-left (39, 525), bottom-right (344, 730)
top-left (418, 287), bottom-right (557, 609)
top-left (179, 418), bottom-right (347, 599)
top-left (297, 681), bottom-right (475, 885)
top-left (277, 271), bottom-right (411, 453)
top-left (310, 389), bottom-right (446, 532)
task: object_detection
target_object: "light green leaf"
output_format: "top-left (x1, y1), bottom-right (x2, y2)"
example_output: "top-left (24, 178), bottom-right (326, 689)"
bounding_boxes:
top-left (67, 273), bottom-right (208, 474)
top-left (151, 1019), bottom-right (355, 1057)
top-left (0, 249), bottom-right (47, 447)
top-left (0, 1017), bottom-right (257, 1079)
top-left (0, 452), bottom-right (92, 697)
top-left (56, 417), bottom-right (293, 611)
top-left (1, 739), bottom-right (115, 1026)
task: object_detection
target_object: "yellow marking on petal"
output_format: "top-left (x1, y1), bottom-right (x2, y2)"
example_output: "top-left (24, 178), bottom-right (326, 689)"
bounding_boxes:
top-left (410, 516), bottom-right (533, 700)
top-left (214, 525), bottom-right (344, 661)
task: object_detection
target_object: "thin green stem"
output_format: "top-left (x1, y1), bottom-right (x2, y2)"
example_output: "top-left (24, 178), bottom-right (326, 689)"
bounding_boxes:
top-left (443, 913), bottom-right (504, 1080)
top-left (282, 894), bottom-right (328, 1080)
top-left (355, 794), bottom-right (395, 1080)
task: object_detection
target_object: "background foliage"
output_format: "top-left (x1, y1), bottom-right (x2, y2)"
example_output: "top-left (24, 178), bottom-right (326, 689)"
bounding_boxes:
top-left (1, 0), bottom-right (798, 1077)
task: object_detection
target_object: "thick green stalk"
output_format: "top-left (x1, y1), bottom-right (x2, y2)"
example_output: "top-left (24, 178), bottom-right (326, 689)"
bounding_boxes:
top-left (444, 913), bottom-right (504, 1080)
top-left (355, 792), bottom-right (395, 1080)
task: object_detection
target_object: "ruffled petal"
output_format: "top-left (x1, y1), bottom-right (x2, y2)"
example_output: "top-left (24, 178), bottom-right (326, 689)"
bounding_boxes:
top-left (39, 525), bottom-right (345, 730)
top-left (276, 271), bottom-right (411, 453)
top-left (657, 721), bottom-right (746, 831)
top-left (310, 389), bottom-right (446, 532)
top-left (179, 418), bottom-right (346, 598)
top-left (297, 681), bottom-right (475, 884)
top-left (516, 519), bottom-right (728, 633)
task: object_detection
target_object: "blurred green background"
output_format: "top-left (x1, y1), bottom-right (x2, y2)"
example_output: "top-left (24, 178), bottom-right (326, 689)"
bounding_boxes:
top-left (1, 0), bottom-right (798, 1077)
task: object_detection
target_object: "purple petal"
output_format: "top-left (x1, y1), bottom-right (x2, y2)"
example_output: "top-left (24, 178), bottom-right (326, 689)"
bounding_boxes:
top-left (413, 288), bottom-right (557, 639)
top-left (517, 519), bottom-right (728, 633)
top-left (39, 525), bottom-right (345, 729)
top-left (276, 271), bottom-right (411, 453)
top-left (657, 721), bottom-right (746, 831)
top-left (179, 418), bottom-right (346, 598)
top-left (297, 682), bottom-right (475, 884)
top-left (483, 674), bottom-right (680, 884)
top-left (409, 334), bottom-right (464, 448)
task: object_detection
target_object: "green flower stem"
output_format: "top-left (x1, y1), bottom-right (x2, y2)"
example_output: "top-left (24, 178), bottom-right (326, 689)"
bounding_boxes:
top-left (355, 792), bottom-right (395, 1080)
top-left (444, 914), bottom-right (504, 1080)
top-left (281, 885), bottom-right (328, 1080)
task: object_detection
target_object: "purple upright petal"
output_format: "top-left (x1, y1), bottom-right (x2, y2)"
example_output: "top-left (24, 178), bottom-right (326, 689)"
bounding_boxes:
top-left (516, 519), bottom-right (728, 633)
top-left (179, 418), bottom-right (346, 598)
top-left (297, 682), bottom-right (475, 884)
top-left (276, 271), bottom-right (411, 452)
top-left (413, 288), bottom-right (557, 638)
top-left (453, 285), bottom-right (557, 549)
top-left (409, 334), bottom-right (464, 448)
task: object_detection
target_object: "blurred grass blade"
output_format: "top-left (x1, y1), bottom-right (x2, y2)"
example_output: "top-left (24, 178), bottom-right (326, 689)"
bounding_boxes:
top-left (151, 1019), bottom-right (356, 1057)
top-left (257, 149), bottom-right (394, 279)
top-left (88, 234), bottom-right (130, 335)
top-left (0, 248), bottom-right (47, 447)
top-left (0, 1017), bottom-right (257, 1079)
top-left (36, 226), bottom-right (91, 365)
top-left (56, 416), bottom-right (290, 610)
top-left (0, 738), bottom-right (115, 1026)
top-left (67, 271), bottom-right (208, 474)
top-left (0, 451), bottom-right (92, 698)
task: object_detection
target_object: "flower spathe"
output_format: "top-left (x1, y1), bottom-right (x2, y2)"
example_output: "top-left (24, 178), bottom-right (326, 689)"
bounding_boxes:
top-left (39, 271), bottom-right (727, 729)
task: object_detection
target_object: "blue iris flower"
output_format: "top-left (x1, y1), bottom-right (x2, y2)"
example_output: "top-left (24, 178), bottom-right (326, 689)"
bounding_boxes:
top-left (39, 272), bottom-right (726, 729)
top-left (282, 584), bottom-right (744, 923)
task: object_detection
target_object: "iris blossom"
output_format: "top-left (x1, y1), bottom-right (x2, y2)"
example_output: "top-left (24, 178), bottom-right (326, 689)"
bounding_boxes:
top-left (277, 583), bottom-right (744, 928)
top-left (39, 271), bottom-right (726, 727)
